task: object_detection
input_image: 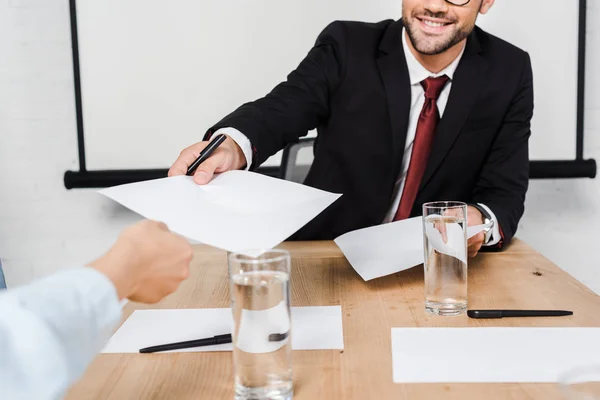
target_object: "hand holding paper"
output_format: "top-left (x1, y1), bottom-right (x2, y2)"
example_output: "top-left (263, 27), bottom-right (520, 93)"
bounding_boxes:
top-left (424, 218), bottom-right (467, 264)
top-left (168, 135), bottom-right (248, 184)
top-left (467, 221), bottom-right (493, 239)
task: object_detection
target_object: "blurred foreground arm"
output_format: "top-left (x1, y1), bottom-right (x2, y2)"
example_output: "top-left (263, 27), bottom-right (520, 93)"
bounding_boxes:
top-left (0, 220), bottom-right (192, 400)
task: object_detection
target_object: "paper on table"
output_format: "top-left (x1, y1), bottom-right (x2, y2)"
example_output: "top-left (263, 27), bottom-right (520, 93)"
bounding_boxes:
top-left (102, 306), bottom-right (344, 353)
top-left (335, 218), bottom-right (490, 281)
top-left (392, 327), bottom-right (600, 383)
top-left (99, 171), bottom-right (341, 256)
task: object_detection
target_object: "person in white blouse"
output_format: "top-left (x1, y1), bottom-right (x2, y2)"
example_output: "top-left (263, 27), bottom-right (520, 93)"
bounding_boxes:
top-left (0, 220), bottom-right (193, 400)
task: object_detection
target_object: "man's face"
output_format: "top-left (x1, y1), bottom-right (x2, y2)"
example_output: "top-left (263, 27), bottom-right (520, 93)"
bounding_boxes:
top-left (402, 0), bottom-right (494, 55)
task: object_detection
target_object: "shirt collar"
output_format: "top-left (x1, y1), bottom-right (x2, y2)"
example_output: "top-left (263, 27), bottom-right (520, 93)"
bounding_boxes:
top-left (401, 27), bottom-right (465, 86)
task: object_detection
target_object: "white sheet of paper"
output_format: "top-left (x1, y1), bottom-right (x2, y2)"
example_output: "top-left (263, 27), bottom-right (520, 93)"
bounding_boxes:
top-left (335, 218), bottom-right (488, 281)
top-left (102, 306), bottom-right (344, 353)
top-left (99, 171), bottom-right (341, 256)
top-left (392, 327), bottom-right (600, 383)
top-left (334, 217), bottom-right (423, 281)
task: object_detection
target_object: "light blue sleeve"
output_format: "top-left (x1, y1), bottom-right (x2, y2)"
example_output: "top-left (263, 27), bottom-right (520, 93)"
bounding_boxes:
top-left (0, 259), bottom-right (6, 289)
top-left (0, 268), bottom-right (122, 400)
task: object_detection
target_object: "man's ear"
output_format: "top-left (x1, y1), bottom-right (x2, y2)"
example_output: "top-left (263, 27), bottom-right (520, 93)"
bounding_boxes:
top-left (479, 0), bottom-right (495, 15)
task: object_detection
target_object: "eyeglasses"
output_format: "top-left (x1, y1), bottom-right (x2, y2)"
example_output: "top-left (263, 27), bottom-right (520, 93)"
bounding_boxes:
top-left (445, 0), bottom-right (471, 5)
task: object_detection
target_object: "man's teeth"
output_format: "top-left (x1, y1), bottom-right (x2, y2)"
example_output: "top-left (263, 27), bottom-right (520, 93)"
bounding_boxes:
top-left (424, 20), bottom-right (446, 27)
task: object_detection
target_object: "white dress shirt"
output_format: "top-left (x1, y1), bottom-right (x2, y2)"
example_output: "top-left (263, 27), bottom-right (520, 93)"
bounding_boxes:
top-left (0, 268), bottom-right (121, 400)
top-left (216, 28), bottom-right (501, 245)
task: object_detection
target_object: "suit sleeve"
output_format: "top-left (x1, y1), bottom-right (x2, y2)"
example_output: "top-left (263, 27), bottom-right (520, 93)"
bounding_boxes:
top-left (206, 22), bottom-right (347, 169)
top-left (471, 52), bottom-right (534, 248)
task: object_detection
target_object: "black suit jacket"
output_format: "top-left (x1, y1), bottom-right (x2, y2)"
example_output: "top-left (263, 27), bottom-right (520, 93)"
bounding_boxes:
top-left (208, 19), bottom-right (533, 245)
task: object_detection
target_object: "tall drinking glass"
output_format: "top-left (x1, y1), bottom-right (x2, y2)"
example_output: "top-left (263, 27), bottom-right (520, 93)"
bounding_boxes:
top-left (228, 249), bottom-right (293, 400)
top-left (422, 201), bottom-right (468, 316)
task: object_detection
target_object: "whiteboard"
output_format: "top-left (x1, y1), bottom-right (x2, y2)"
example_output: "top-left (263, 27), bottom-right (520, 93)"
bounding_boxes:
top-left (476, 1), bottom-right (579, 160)
top-left (75, 0), bottom-right (580, 171)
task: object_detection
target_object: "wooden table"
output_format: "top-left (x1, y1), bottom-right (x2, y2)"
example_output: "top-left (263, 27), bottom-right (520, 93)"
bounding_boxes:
top-left (67, 240), bottom-right (600, 399)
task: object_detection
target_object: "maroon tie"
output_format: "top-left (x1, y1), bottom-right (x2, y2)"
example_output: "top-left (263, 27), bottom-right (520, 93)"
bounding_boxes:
top-left (393, 75), bottom-right (449, 221)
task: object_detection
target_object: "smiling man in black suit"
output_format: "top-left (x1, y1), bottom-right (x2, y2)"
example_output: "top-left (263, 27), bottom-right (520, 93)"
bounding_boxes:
top-left (169, 0), bottom-right (532, 257)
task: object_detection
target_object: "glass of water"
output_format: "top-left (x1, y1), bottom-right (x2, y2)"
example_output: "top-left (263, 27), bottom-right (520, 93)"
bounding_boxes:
top-left (560, 365), bottom-right (600, 399)
top-left (228, 249), bottom-right (293, 400)
top-left (422, 201), bottom-right (468, 316)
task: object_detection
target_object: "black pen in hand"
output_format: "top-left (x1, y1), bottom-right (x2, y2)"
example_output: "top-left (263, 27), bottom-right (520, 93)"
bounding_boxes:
top-left (186, 133), bottom-right (227, 176)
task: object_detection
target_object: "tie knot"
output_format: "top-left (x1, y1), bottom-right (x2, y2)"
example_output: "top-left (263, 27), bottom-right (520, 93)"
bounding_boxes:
top-left (421, 75), bottom-right (450, 100)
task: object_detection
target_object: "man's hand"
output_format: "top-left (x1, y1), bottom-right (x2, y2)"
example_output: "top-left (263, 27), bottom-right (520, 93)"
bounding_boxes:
top-left (467, 205), bottom-right (485, 258)
top-left (168, 136), bottom-right (246, 184)
top-left (89, 220), bottom-right (193, 303)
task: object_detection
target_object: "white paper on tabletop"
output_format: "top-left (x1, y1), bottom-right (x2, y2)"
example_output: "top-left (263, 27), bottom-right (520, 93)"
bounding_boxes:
top-left (392, 327), bottom-right (600, 383)
top-left (99, 171), bottom-right (341, 256)
top-left (335, 218), bottom-right (494, 281)
top-left (102, 306), bottom-right (344, 353)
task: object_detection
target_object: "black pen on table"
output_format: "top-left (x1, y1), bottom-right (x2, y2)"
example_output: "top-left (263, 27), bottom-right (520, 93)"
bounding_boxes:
top-left (139, 332), bottom-right (289, 354)
top-left (186, 133), bottom-right (227, 176)
top-left (467, 309), bottom-right (573, 319)
top-left (139, 334), bottom-right (232, 354)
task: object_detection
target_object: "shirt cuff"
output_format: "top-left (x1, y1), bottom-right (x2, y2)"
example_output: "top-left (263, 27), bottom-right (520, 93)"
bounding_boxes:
top-left (478, 203), bottom-right (501, 246)
top-left (214, 127), bottom-right (253, 171)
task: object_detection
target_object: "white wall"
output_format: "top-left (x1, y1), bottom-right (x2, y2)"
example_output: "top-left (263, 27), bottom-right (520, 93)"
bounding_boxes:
top-left (0, 0), bottom-right (142, 286)
top-left (1, 1), bottom-right (599, 293)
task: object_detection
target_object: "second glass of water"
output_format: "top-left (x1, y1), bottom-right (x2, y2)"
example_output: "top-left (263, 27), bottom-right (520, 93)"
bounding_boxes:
top-left (422, 201), bottom-right (468, 316)
top-left (228, 249), bottom-right (293, 400)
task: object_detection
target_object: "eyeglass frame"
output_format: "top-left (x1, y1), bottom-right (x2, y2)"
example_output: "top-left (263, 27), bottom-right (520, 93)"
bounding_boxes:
top-left (445, 0), bottom-right (472, 6)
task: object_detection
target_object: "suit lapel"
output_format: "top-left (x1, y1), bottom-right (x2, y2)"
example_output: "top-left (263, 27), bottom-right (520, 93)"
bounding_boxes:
top-left (376, 20), bottom-right (411, 171)
top-left (419, 32), bottom-right (488, 192)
